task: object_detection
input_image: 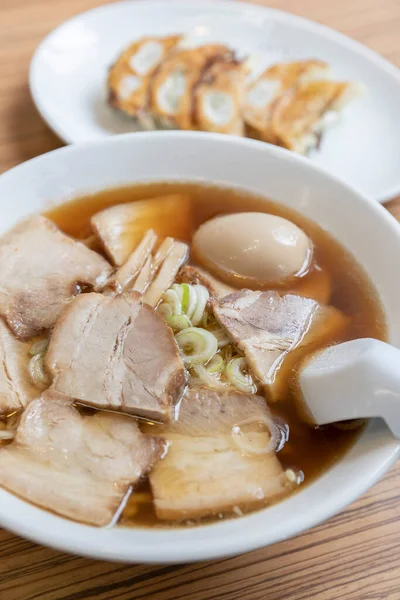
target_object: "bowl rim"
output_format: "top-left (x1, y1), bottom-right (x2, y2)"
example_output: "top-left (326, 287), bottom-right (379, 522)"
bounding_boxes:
top-left (0, 130), bottom-right (400, 563)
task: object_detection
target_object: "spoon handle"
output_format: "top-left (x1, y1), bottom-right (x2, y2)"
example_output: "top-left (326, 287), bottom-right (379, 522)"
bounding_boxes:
top-left (299, 338), bottom-right (400, 438)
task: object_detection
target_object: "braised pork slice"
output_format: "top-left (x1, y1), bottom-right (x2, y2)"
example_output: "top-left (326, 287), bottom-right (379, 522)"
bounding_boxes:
top-left (0, 319), bottom-right (38, 415)
top-left (178, 265), bottom-right (235, 299)
top-left (46, 292), bottom-right (186, 421)
top-left (0, 391), bottom-right (165, 526)
top-left (148, 387), bottom-right (291, 520)
top-left (212, 291), bottom-right (348, 401)
top-left (0, 216), bottom-right (112, 339)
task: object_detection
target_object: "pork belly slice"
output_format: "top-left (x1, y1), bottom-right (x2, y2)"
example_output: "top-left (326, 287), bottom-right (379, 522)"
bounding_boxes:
top-left (0, 216), bottom-right (112, 339)
top-left (178, 265), bottom-right (235, 299)
top-left (46, 292), bottom-right (186, 421)
top-left (0, 319), bottom-right (39, 415)
top-left (91, 194), bottom-right (192, 266)
top-left (212, 291), bottom-right (348, 401)
top-left (0, 391), bottom-right (165, 526)
top-left (148, 387), bottom-right (290, 520)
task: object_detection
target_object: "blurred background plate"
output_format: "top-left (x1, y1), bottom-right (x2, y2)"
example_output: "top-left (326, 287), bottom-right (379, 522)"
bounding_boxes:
top-left (30, 0), bottom-right (400, 202)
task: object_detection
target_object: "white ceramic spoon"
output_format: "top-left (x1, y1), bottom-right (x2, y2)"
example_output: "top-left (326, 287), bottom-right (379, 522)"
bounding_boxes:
top-left (299, 338), bottom-right (400, 437)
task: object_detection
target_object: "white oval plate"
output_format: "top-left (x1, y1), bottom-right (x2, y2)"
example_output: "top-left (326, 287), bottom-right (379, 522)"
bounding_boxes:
top-left (30, 0), bottom-right (400, 202)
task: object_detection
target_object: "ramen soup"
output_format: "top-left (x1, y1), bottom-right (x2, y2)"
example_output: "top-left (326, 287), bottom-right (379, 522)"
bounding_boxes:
top-left (0, 183), bottom-right (385, 528)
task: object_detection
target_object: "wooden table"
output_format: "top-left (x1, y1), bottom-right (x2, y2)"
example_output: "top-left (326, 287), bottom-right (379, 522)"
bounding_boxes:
top-left (1, 1), bottom-right (400, 598)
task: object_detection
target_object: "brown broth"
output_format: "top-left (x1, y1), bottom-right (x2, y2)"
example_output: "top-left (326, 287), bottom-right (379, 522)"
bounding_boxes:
top-left (46, 182), bottom-right (387, 528)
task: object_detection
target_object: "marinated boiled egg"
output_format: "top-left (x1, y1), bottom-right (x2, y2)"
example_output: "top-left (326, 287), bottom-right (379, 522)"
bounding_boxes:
top-left (192, 212), bottom-right (312, 287)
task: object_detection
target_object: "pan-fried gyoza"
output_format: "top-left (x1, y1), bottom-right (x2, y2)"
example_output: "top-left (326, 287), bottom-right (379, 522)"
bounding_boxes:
top-left (107, 35), bottom-right (363, 154)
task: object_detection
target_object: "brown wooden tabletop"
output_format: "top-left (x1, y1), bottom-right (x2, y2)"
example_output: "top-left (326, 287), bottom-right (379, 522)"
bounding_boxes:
top-left (1, 1), bottom-right (400, 599)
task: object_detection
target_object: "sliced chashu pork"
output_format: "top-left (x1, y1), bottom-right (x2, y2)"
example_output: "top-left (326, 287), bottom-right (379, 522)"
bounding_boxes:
top-left (46, 292), bottom-right (186, 422)
top-left (0, 391), bottom-right (165, 526)
top-left (0, 216), bottom-right (112, 339)
top-left (147, 387), bottom-right (291, 520)
top-left (0, 319), bottom-right (39, 415)
top-left (91, 194), bottom-right (192, 266)
top-left (212, 291), bottom-right (348, 401)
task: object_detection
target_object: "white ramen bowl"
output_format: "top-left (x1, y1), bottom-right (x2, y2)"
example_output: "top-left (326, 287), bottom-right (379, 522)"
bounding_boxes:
top-left (0, 131), bottom-right (399, 563)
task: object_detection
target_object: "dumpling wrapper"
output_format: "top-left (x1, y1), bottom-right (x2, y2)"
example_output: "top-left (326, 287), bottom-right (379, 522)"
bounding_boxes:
top-left (108, 35), bottom-right (181, 126)
top-left (194, 59), bottom-right (247, 136)
top-left (149, 44), bottom-right (233, 130)
top-left (244, 60), bottom-right (328, 136)
top-left (266, 79), bottom-right (363, 154)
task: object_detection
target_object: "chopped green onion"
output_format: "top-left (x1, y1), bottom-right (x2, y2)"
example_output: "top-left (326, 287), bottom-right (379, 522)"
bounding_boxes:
top-left (226, 357), bottom-right (257, 394)
top-left (162, 283), bottom-right (209, 328)
top-left (29, 339), bottom-right (48, 356)
top-left (180, 283), bottom-right (197, 319)
top-left (193, 363), bottom-right (228, 390)
top-left (176, 327), bottom-right (218, 366)
top-left (29, 354), bottom-right (51, 389)
top-left (191, 285), bottom-right (209, 326)
top-left (163, 289), bottom-right (182, 315)
top-left (206, 354), bottom-right (225, 374)
top-left (168, 314), bottom-right (192, 332)
top-left (157, 302), bottom-right (173, 320)
top-left (180, 283), bottom-right (190, 312)
top-left (171, 283), bottom-right (184, 304)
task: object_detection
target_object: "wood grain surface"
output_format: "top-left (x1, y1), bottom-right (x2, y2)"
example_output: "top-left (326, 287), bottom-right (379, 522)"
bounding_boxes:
top-left (1, 1), bottom-right (400, 599)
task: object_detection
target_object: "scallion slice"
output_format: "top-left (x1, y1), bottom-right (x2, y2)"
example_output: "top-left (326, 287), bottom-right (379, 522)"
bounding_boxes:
top-left (176, 327), bottom-right (218, 366)
top-left (226, 357), bottom-right (257, 394)
top-left (168, 314), bottom-right (192, 332)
